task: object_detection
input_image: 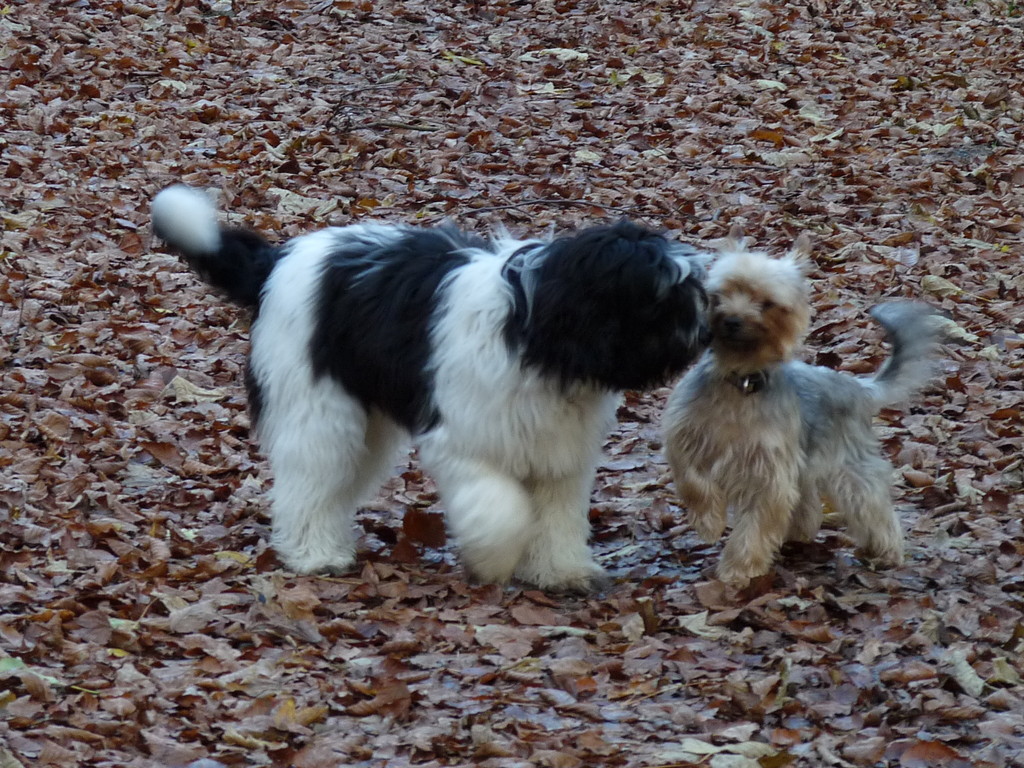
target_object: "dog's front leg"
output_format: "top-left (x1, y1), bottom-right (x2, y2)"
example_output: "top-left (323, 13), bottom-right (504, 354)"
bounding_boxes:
top-left (516, 472), bottom-right (607, 593)
top-left (665, 433), bottom-right (728, 543)
top-left (671, 465), bottom-right (728, 545)
top-left (433, 460), bottom-right (534, 585)
top-left (716, 484), bottom-right (797, 585)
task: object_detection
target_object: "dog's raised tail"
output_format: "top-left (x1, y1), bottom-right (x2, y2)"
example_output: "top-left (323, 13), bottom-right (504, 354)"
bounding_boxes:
top-left (151, 184), bottom-right (278, 308)
top-left (865, 301), bottom-right (944, 408)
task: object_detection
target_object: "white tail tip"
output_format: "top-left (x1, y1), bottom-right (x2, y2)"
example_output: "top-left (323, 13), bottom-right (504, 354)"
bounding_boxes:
top-left (151, 184), bottom-right (221, 255)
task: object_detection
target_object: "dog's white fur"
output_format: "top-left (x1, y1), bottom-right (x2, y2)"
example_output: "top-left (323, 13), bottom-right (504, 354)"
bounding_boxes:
top-left (150, 185), bottom-right (222, 254)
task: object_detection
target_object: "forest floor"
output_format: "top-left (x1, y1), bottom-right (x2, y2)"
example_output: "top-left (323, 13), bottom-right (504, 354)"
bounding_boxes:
top-left (1, 1), bottom-right (1023, 766)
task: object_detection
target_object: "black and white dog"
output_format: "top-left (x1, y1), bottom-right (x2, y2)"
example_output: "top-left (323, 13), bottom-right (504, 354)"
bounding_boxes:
top-left (152, 185), bottom-right (708, 591)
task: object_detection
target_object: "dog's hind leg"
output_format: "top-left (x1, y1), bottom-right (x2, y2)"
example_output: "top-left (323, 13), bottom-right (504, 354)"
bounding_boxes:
top-left (265, 392), bottom-right (405, 575)
top-left (516, 472), bottom-right (606, 592)
top-left (431, 459), bottom-right (534, 585)
top-left (786, 480), bottom-right (823, 543)
top-left (828, 460), bottom-right (903, 568)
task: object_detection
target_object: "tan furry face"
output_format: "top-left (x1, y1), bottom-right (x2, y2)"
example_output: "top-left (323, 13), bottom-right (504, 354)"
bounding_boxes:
top-left (707, 252), bottom-right (810, 372)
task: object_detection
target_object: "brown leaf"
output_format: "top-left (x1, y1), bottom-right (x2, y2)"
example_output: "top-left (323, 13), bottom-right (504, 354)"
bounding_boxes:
top-left (897, 740), bottom-right (971, 768)
top-left (749, 128), bottom-right (786, 147)
top-left (902, 468), bottom-right (935, 488)
top-left (71, 611), bottom-right (113, 645)
top-left (276, 584), bottom-right (321, 622)
top-left (402, 508), bottom-right (447, 547)
top-left (346, 679), bottom-right (412, 719)
top-left (510, 603), bottom-right (566, 626)
top-left (140, 441), bottom-right (183, 470)
top-left (36, 412), bottom-right (71, 440)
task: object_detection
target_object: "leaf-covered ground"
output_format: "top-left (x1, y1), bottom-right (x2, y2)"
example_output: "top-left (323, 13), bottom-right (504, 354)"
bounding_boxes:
top-left (2, 1), bottom-right (1023, 766)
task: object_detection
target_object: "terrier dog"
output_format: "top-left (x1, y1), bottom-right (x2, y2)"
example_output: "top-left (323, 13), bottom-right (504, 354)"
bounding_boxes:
top-left (151, 185), bottom-right (709, 591)
top-left (662, 232), bottom-right (942, 585)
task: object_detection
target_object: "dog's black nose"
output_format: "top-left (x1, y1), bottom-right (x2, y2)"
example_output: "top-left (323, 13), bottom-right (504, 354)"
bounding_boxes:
top-left (720, 317), bottom-right (742, 336)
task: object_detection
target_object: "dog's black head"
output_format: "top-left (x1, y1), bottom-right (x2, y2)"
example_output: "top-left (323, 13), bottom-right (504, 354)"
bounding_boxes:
top-left (505, 220), bottom-right (709, 391)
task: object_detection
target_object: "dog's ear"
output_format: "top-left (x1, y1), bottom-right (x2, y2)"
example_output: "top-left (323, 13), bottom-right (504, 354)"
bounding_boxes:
top-left (790, 232), bottom-right (812, 258)
top-left (718, 223), bottom-right (747, 253)
top-left (785, 233), bottom-right (813, 274)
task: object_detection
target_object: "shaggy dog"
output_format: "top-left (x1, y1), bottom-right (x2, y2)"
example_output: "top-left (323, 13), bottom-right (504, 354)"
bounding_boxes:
top-left (662, 233), bottom-right (942, 586)
top-left (152, 185), bottom-right (709, 591)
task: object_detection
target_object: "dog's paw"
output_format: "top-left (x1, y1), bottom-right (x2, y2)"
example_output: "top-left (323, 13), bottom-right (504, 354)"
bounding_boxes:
top-left (690, 512), bottom-right (727, 544)
top-left (518, 561), bottom-right (610, 595)
top-left (715, 567), bottom-right (752, 589)
top-left (856, 526), bottom-right (904, 569)
top-left (463, 560), bottom-right (517, 587)
top-left (716, 553), bottom-right (772, 588)
top-left (785, 510), bottom-right (823, 543)
top-left (858, 544), bottom-right (904, 570)
top-left (554, 567), bottom-right (612, 595)
top-left (279, 551), bottom-right (357, 576)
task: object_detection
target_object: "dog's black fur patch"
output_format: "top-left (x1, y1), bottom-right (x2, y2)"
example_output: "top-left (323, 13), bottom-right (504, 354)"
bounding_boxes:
top-left (310, 226), bottom-right (485, 432)
top-left (506, 220), bottom-right (708, 391)
top-left (154, 225), bottom-right (280, 309)
top-left (244, 360), bottom-right (266, 428)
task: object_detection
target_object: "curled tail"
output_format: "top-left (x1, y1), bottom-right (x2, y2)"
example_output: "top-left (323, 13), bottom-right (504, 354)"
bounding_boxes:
top-left (151, 185), bottom-right (279, 308)
top-left (864, 300), bottom-right (944, 408)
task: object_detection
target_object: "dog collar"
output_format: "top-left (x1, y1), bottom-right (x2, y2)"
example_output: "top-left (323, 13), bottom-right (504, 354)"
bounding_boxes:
top-left (502, 244), bottom-right (534, 289)
top-left (725, 370), bottom-right (769, 395)
top-left (503, 243), bottom-right (543, 272)
top-left (502, 243), bottom-right (544, 329)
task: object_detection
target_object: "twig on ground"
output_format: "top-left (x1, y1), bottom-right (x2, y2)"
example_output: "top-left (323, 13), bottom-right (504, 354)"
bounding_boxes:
top-left (462, 198), bottom-right (643, 216)
top-left (364, 120), bottom-right (440, 132)
top-left (325, 81), bottom-right (408, 127)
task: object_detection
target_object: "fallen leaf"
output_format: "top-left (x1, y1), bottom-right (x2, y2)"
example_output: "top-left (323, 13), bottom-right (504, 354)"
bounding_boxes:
top-left (161, 376), bottom-right (227, 404)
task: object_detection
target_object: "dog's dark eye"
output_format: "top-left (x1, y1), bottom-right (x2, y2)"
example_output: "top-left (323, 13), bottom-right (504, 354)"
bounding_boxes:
top-left (762, 299), bottom-right (776, 311)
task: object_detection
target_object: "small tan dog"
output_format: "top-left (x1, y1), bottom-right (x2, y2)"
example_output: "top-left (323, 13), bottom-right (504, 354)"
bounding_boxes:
top-left (662, 232), bottom-right (942, 586)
